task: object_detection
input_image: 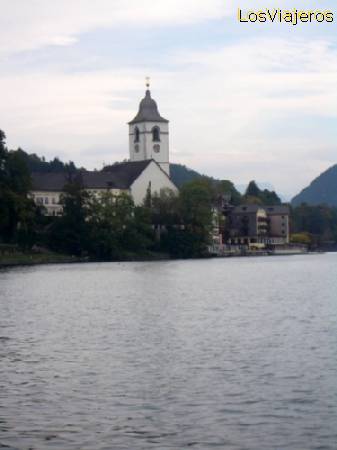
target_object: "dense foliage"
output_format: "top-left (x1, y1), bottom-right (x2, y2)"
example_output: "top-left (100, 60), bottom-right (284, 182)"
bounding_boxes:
top-left (169, 163), bottom-right (242, 206)
top-left (170, 163), bottom-right (211, 188)
top-left (43, 177), bottom-right (215, 259)
top-left (0, 133), bottom-right (216, 258)
top-left (16, 148), bottom-right (78, 174)
top-left (243, 180), bottom-right (281, 205)
top-left (0, 132), bottom-right (36, 247)
top-left (291, 203), bottom-right (337, 245)
top-left (2, 129), bottom-right (337, 259)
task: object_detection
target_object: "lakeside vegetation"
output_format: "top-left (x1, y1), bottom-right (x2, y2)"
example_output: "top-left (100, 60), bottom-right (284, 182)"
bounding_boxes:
top-left (1, 129), bottom-right (337, 265)
top-left (0, 246), bottom-right (85, 267)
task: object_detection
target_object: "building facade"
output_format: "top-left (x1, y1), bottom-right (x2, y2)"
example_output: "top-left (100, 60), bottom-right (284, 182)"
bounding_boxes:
top-left (222, 203), bottom-right (290, 247)
top-left (30, 86), bottom-right (177, 214)
top-left (229, 205), bottom-right (268, 246)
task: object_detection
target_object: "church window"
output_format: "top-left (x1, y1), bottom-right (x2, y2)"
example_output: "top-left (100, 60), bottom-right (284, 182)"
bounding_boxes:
top-left (152, 126), bottom-right (160, 142)
top-left (134, 127), bottom-right (140, 143)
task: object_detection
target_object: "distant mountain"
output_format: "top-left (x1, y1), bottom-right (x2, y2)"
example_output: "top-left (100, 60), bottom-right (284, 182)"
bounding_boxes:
top-left (292, 164), bottom-right (337, 207)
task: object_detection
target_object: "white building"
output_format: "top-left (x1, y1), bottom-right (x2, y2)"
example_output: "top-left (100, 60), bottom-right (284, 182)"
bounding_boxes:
top-left (30, 85), bottom-right (177, 215)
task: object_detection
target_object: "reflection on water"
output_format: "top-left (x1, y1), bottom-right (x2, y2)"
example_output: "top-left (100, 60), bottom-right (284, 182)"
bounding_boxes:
top-left (1, 254), bottom-right (337, 449)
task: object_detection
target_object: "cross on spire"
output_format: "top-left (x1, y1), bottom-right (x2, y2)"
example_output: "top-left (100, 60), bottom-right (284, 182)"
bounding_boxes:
top-left (146, 76), bottom-right (150, 89)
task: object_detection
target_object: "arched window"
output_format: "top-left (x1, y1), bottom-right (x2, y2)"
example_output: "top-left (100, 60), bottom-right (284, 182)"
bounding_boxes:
top-left (134, 127), bottom-right (140, 143)
top-left (152, 126), bottom-right (160, 142)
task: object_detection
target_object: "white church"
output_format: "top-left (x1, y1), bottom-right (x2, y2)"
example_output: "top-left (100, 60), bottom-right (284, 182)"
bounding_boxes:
top-left (30, 83), bottom-right (178, 215)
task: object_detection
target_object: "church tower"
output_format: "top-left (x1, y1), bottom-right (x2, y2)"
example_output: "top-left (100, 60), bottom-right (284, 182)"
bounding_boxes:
top-left (128, 79), bottom-right (170, 176)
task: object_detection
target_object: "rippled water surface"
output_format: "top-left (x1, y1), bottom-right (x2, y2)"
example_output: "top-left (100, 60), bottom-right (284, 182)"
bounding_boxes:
top-left (1, 254), bottom-right (337, 449)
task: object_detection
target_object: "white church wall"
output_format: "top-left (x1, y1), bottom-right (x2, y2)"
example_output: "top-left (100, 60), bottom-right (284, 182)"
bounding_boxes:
top-left (130, 161), bottom-right (177, 206)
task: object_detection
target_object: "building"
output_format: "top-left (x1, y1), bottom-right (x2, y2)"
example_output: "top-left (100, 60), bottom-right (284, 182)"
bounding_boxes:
top-left (30, 83), bottom-right (177, 215)
top-left (218, 203), bottom-right (290, 248)
top-left (264, 205), bottom-right (290, 245)
top-left (229, 205), bottom-right (269, 247)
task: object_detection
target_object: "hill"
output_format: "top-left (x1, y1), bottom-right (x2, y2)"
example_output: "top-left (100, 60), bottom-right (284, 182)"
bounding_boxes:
top-left (292, 164), bottom-right (337, 207)
top-left (170, 163), bottom-right (215, 187)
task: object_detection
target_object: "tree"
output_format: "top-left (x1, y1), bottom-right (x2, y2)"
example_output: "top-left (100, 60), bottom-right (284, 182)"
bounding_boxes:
top-left (48, 175), bottom-right (90, 255)
top-left (14, 147), bottom-right (78, 174)
top-left (151, 188), bottom-right (180, 228)
top-left (177, 179), bottom-right (214, 257)
top-left (291, 203), bottom-right (337, 244)
top-left (245, 180), bottom-right (260, 197)
top-left (85, 192), bottom-right (155, 260)
top-left (243, 180), bottom-right (281, 205)
top-left (217, 180), bottom-right (242, 205)
top-left (0, 132), bottom-right (36, 245)
top-left (87, 192), bottom-right (133, 259)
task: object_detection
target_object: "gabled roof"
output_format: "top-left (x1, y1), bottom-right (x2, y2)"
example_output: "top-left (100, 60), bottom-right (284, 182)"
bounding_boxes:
top-left (128, 90), bottom-right (169, 125)
top-left (31, 160), bottom-right (152, 191)
top-left (31, 172), bottom-right (69, 191)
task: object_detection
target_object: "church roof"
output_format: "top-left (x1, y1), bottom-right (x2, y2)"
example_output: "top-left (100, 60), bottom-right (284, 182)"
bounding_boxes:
top-left (31, 160), bottom-right (152, 191)
top-left (128, 90), bottom-right (169, 125)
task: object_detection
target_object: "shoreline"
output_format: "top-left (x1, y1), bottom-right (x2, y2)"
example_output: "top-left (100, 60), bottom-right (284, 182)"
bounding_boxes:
top-left (0, 249), bottom-right (327, 269)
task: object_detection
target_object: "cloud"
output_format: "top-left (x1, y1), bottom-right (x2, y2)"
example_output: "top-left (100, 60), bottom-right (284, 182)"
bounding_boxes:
top-left (0, 0), bottom-right (229, 57)
top-left (1, 1), bottom-right (337, 196)
top-left (166, 38), bottom-right (337, 195)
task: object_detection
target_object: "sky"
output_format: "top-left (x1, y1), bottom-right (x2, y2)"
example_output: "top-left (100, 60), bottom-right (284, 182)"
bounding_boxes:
top-left (1, 0), bottom-right (337, 199)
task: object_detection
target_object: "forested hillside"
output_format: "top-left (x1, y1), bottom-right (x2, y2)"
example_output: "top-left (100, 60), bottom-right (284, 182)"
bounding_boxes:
top-left (292, 164), bottom-right (337, 207)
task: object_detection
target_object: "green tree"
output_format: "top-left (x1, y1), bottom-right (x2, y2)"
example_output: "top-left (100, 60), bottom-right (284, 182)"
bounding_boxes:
top-left (177, 179), bottom-right (214, 257)
top-left (217, 180), bottom-right (242, 205)
top-left (243, 180), bottom-right (281, 205)
top-left (86, 192), bottom-right (154, 259)
top-left (0, 132), bottom-right (36, 245)
top-left (245, 180), bottom-right (260, 197)
top-left (48, 176), bottom-right (90, 255)
top-left (151, 188), bottom-right (180, 228)
top-left (291, 203), bottom-right (337, 244)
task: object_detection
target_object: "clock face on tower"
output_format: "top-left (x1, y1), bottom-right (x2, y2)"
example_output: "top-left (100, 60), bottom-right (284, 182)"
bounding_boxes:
top-left (153, 144), bottom-right (160, 153)
top-left (134, 144), bottom-right (140, 153)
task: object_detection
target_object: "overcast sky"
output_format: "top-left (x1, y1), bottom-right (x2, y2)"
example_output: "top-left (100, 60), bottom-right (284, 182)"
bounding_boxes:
top-left (1, 0), bottom-right (336, 198)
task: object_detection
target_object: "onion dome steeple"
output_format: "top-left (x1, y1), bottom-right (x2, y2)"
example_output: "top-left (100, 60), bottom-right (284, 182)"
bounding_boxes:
top-left (128, 78), bottom-right (170, 176)
top-left (128, 79), bottom-right (169, 125)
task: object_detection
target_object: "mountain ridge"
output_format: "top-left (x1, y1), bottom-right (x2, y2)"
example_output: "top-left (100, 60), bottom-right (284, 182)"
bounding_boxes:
top-left (292, 164), bottom-right (337, 207)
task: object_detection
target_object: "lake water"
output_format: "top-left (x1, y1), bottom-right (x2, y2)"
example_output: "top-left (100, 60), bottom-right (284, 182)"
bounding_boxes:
top-left (1, 254), bottom-right (337, 450)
